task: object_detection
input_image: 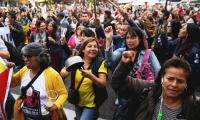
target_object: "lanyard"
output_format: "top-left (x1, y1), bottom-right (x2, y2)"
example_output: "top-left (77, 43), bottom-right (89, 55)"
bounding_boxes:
top-left (157, 97), bottom-right (163, 120)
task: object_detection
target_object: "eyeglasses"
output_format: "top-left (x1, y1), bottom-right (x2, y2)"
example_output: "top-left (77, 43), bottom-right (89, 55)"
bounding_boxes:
top-left (22, 54), bottom-right (33, 60)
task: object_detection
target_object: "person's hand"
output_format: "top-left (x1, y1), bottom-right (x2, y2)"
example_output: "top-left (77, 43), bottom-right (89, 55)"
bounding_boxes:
top-left (151, 45), bottom-right (155, 50)
top-left (6, 62), bottom-right (15, 68)
top-left (93, 18), bottom-right (101, 28)
top-left (110, 20), bottom-right (116, 24)
top-left (159, 25), bottom-right (165, 34)
top-left (122, 51), bottom-right (136, 65)
top-left (44, 103), bottom-right (58, 112)
top-left (117, 6), bottom-right (129, 20)
top-left (48, 37), bottom-right (53, 41)
top-left (168, 37), bottom-right (172, 41)
top-left (80, 69), bottom-right (92, 78)
top-left (60, 67), bottom-right (70, 78)
top-left (42, 41), bottom-right (47, 46)
top-left (48, 37), bottom-right (55, 43)
top-left (60, 36), bottom-right (66, 45)
top-left (104, 26), bottom-right (113, 41)
top-left (173, 54), bottom-right (177, 58)
top-left (9, 25), bottom-right (14, 30)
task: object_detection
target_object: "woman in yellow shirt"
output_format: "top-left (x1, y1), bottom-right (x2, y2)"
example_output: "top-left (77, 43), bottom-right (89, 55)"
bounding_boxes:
top-left (60, 37), bottom-right (108, 120)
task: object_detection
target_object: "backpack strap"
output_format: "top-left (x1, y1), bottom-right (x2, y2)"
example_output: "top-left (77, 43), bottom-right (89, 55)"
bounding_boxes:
top-left (141, 49), bottom-right (152, 64)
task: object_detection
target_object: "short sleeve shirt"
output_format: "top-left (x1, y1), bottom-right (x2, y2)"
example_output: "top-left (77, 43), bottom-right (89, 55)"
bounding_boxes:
top-left (74, 60), bottom-right (107, 108)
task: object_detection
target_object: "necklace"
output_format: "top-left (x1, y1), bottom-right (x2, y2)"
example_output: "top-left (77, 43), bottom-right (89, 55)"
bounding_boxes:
top-left (163, 98), bottom-right (181, 109)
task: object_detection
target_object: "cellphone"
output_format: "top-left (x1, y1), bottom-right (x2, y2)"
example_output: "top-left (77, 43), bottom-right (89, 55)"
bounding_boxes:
top-left (79, 66), bottom-right (84, 70)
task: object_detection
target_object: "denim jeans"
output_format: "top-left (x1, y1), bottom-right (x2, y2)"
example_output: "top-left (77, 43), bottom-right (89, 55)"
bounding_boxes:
top-left (75, 106), bottom-right (95, 120)
top-left (62, 49), bottom-right (68, 68)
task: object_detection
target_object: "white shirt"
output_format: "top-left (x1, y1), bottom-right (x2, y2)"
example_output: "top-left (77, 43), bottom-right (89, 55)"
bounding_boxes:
top-left (21, 70), bottom-right (47, 116)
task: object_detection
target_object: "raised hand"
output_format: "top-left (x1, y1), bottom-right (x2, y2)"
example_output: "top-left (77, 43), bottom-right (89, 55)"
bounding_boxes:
top-left (6, 62), bottom-right (15, 68)
top-left (104, 26), bottom-right (113, 48)
top-left (104, 26), bottom-right (113, 40)
top-left (93, 18), bottom-right (101, 28)
top-left (122, 51), bottom-right (136, 65)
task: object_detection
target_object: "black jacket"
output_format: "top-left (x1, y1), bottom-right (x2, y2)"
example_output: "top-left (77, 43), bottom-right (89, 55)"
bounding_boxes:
top-left (111, 61), bottom-right (200, 120)
top-left (11, 21), bottom-right (25, 48)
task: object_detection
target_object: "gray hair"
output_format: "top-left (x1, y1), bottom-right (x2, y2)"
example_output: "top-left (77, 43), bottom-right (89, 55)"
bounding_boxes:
top-left (21, 42), bottom-right (51, 68)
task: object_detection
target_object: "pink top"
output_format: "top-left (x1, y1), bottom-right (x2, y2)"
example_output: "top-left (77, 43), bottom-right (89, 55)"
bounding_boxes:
top-left (68, 34), bottom-right (81, 49)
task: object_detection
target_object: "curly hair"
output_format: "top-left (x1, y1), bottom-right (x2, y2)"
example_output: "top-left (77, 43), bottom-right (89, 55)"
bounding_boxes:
top-left (21, 42), bottom-right (51, 69)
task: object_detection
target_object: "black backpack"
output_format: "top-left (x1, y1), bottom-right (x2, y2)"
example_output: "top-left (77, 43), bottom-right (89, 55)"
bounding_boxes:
top-left (113, 83), bottom-right (154, 120)
top-left (3, 40), bottom-right (24, 66)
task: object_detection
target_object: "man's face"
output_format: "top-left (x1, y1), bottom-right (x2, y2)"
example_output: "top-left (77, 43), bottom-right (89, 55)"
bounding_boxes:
top-left (82, 13), bottom-right (89, 23)
top-left (104, 14), bottom-right (108, 19)
top-left (7, 15), bottom-right (13, 23)
top-left (120, 25), bottom-right (129, 38)
top-left (57, 16), bottom-right (61, 22)
top-left (158, 12), bottom-right (163, 20)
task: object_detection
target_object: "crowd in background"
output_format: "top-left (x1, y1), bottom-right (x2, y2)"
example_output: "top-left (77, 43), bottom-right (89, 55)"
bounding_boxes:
top-left (1, 1), bottom-right (200, 120)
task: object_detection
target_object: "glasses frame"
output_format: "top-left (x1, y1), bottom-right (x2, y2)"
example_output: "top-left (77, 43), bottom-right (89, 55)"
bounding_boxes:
top-left (22, 54), bottom-right (33, 60)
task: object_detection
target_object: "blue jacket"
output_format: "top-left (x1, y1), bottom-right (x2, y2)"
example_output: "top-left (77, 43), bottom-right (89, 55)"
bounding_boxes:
top-left (103, 18), bottom-right (148, 73)
top-left (105, 44), bottom-right (161, 76)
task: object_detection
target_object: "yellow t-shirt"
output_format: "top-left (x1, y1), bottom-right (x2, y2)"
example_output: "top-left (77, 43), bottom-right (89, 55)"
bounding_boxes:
top-left (74, 60), bottom-right (107, 108)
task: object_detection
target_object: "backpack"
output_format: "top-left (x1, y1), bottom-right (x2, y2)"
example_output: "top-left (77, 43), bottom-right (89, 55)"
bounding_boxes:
top-left (134, 49), bottom-right (155, 81)
top-left (112, 83), bottom-right (154, 120)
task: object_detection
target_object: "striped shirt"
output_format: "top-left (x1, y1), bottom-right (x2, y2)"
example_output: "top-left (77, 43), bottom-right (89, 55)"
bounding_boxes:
top-left (152, 100), bottom-right (182, 120)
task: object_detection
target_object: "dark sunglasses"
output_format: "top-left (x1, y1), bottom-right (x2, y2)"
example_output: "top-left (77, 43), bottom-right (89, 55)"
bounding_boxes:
top-left (22, 54), bottom-right (33, 60)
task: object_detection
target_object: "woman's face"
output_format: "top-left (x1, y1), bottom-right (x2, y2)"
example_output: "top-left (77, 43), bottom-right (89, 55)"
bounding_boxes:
top-left (178, 25), bottom-right (187, 38)
top-left (48, 24), bottom-right (53, 32)
top-left (23, 54), bottom-right (40, 69)
top-left (76, 28), bottom-right (82, 36)
top-left (82, 41), bottom-right (98, 59)
top-left (167, 22), bottom-right (172, 33)
top-left (81, 33), bottom-right (87, 42)
top-left (144, 19), bottom-right (151, 26)
top-left (38, 22), bottom-right (46, 32)
top-left (162, 67), bottom-right (187, 99)
top-left (116, 24), bottom-right (121, 35)
top-left (126, 33), bottom-right (140, 50)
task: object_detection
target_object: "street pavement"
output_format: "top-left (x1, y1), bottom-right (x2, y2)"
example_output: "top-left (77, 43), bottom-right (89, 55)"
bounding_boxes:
top-left (10, 68), bottom-right (117, 120)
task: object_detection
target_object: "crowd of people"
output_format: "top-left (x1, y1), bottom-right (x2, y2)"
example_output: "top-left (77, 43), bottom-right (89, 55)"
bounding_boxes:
top-left (0, 1), bottom-right (200, 120)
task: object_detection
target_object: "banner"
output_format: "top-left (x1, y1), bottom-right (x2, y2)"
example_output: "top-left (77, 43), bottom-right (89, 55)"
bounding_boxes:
top-left (0, 58), bottom-right (13, 120)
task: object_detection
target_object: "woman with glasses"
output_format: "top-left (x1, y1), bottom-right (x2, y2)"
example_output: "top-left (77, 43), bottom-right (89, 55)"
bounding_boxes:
top-left (30, 20), bottom-right (48, 46)
top-left (6, 42), bottom-right (68, 120)
top-left (160, 23), bottom-right (200, 93)
top-left (47, 21), bottom-right (62, 72)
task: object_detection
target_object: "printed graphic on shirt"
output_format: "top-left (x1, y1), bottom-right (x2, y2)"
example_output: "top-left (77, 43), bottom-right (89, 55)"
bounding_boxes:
top-left (22, 86), bottom-right (42, 118)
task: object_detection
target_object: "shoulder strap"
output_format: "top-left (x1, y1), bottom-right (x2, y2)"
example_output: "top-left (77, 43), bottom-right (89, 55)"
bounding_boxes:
top-left (21, 68), bottom-right (44, 99)
top-left (142, 49), bottom-right (152, 64)
top-left (89, 56), bottom-right (105, 77)
top-left (137, 82), bottom-right (153, 102)
top-left (76, 77), bottom-right (84, 90)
